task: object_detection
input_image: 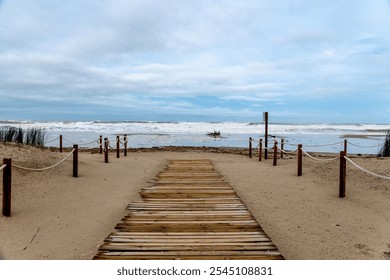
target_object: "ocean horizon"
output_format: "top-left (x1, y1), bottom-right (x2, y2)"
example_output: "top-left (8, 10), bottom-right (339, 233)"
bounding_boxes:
top-left (1, 120), bottom-right (389, 154)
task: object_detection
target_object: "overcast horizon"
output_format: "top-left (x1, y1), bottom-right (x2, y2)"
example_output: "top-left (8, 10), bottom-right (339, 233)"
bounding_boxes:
top-left (1, 0), bottom-right (390, 124)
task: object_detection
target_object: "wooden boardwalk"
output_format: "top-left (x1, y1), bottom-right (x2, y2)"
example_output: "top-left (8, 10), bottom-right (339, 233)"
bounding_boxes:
top-left (94, 159), bottom-right (284, 260)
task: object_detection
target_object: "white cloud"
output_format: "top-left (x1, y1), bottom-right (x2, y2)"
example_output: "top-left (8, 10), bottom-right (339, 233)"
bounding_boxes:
top-left (0, 0), bottom-right (390, 122)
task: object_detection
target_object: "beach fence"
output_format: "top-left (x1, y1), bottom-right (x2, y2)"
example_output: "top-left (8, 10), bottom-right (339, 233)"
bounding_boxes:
top-left (1, 135), bottom-right (129, 217)
top-left (47, 134), bottom-right (129, 158)
top-left (2, 133), bottom-right (389, 216)
top-left (248, 136), bottom-right (390, 198)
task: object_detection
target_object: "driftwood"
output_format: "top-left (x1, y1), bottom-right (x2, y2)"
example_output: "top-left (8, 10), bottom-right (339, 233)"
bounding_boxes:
top-left (206, 130), bottom-right (221, 138)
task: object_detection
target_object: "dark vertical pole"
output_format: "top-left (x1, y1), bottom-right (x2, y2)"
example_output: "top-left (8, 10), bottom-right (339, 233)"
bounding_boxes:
top-left (281, 139), bottom-right (284, 159)
top-left (104, 138), bottom-right (109, 163)
top-left (339, 151), bottom-right (346, 198)
top-left (99, 135), bottom-right (103, 154)
top-left (344, 139), bottom-right (348, 156)
top-left (2, 158), bottom-right (12, 217)
top-left (116, 136), bottom-right (120, 159)
top-left (250, 137), bottom-right (253, 158)
top-left (258, 138), bottom-right (262, 162)
top-left (73, 145), bottom-right (78, 178)
top-left (264, 112), bottom-right (269, 160)
top-left (273, 141), bottom-right (278, 166)
top-left (124, 135), bottom-right (127, 156)
top-left (59, 135), bottom-right (63, 153)
top-left (298, 144), bottom-right (303, 177)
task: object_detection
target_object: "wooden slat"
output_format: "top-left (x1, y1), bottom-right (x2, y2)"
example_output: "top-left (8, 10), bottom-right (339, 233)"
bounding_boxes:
top-left (93, 250), bottom-right (284, 260)
top-left (94, 159), bottom-right (284, 260)
top-left (99, 243), bottom-right (277, 251)
top-left (105, 237), bottom-right (271, 243)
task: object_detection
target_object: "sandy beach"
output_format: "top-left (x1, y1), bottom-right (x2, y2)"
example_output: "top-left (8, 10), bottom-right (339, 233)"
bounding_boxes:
top-left (0, 143), bottom-right (389, 260)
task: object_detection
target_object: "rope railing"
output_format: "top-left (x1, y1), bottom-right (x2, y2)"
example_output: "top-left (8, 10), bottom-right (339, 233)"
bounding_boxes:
top-left (285, 141), bottom-right (344, 148)
top-left (347, 141), bottom-right (383, 149)
top-left (62, 137), bottom-right (76, 145)
top-left (2, 145), bottom-right (79, 216)
top-left (12, 148), bottom-right (76, 172)
top-left (0, 164), bottom-right (6, 171)
top-left (2, 131), bottom-right (389, 219)
top-left (80, 140), bottom-right (102, 150)
top-left (44, 136), bottom-right (60, 144)
top-left (284, 139), bottom-right (383, 150)
top-left (45, 135), bottom-right (129, 161)
top-left (276, 145), bottom-right (298, 155)
top-left (344, 156), bottom-right (390, 180)
top-left (78, 139), bottom-right (101, 146)
top-left (2, 134), bottom-right (131, 217)
top-left (108, 144), bottom-right (115, 149)
top-left (301, 148), bottom-right (340, 162)
top-left (62, 137), bottom-right (98, 146)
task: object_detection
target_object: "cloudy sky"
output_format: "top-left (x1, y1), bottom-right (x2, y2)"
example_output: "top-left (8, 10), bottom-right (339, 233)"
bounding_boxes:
top-left (1, 0), bottom-right (390, 123)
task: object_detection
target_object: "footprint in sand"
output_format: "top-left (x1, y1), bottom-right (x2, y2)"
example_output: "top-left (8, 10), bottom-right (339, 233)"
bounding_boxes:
top-left (384, 245), bottom-right (390, 260)
top-left (354, 243), bottom-right (374, 257)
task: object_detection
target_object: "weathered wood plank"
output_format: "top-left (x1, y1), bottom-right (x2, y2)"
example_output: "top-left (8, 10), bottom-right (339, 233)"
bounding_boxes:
top-left (106, 237), bottom-right (272, 243)
top-left (99, 243), bottom-right (277, 251)
top-left (93, 250), bottom-right (284, 260)
top-left (109, 231), bottom-right (267, 236)
top-left (94, 158), bottom-right (284, 260)
top-left (115, 224), bottom-right (262, 232)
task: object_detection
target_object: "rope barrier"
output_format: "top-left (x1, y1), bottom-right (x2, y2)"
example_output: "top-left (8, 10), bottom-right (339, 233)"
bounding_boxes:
top-left (344, 156), bottom-right (390, 180)
top-left (347, 141), bottom-right (383, 149)
top-left (119, 140), bottom-right (128, 146)
top-left (285, 140), bottom-right (382, 150)
top-left (284, 142), bottom-right (298, 147)
top-left (301, 148), bottom-right (340, 162)
top-left (302, 141), bottom-right (344, 148)
top-left (92, 141), bottom-right (103, 148)
top-left (62, 137), bottom-right (76, 145)
top-left (79, 139), bottom-right (101, 146)
top-left (103, 139), bottom-right (113, 150)
top-left (253, 136), bottom-right (383, 151)
top-left (62, 137), bottom-right (99, 146)
top-left (80, 142), bottom-right (103, 151)
top-left (12, 148), bottom-right (75, 172)
top-left (276, 146), bottom-right (298, 155)
top-left (44, 136), bottom-right (60, 144)
top-left (0, 164), bottom-right (6, 171)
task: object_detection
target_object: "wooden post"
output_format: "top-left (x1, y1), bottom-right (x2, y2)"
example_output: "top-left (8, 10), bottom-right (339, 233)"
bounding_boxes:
top-left (264, 112), bottom-right (269, 160)
top-left (2, 158), bottom-right (12, 217)
top-left (99, 135), bottom-right (103, 154)
top-left (104, 138), bottom-right (109, 163)
top-left (297, 144), bottom-right (303, 176)
top-left (124, 135), bottom-right (127, 156)
top-left (273, 141), bottom-right (278, 166)
top-left (344, 139), bottom-right (348, 156)
top-left (258, 138), bottom-right (262, 162)
top-left (339, 151), bottom-right (346, 198)
top-left (59, 135), bottom-right (63, 153)
top-left (116, 136), bottom-right (120, 159)
top-left (249, 137), bottom-right (253, 158)
top-left (281, 139), bottom-right (284, 159)
top-left (73, 145), bottom-right (78, 178)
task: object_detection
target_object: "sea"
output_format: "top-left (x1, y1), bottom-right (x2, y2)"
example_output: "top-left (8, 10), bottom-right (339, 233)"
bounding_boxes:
top-left (1, 120), bottom-right (389, 155)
